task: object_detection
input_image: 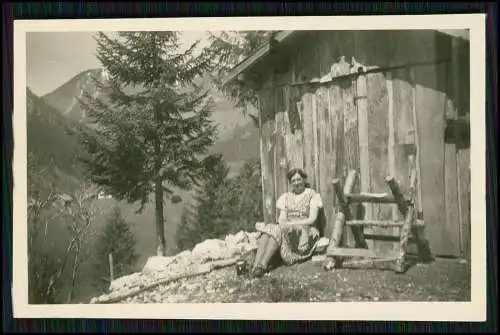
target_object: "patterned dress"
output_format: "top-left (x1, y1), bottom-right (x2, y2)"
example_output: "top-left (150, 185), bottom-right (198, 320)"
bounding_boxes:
top-left (255, 188), bottom-right (323, 265)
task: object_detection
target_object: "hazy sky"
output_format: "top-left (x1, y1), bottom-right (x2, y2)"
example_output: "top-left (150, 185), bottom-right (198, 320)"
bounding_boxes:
top-left (26, 31), bottom-right (208, 97)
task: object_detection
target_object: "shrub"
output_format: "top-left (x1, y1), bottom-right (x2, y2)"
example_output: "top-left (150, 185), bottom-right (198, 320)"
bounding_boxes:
top-left (92, 207), bottom-right (138, 290)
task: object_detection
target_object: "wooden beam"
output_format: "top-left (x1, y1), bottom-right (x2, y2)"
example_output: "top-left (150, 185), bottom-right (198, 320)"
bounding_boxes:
top-left (356, 69), bottom-right (372, 222)
top-left (345, 192), bottom-right (396, 204)
top-left (258, 90), bottom-right (276, 223)
top-left (346, 219), bottom-right (425, 227)
top-left (327, 247), bottom-right (400, 259)
top-left (312, 92), bottom-right (320, 191)
top-left (443, 39), bottom-right (462, 258)
top-left (409, 68), bottom-right (424, 216)
top-left (386, 72), bottom-right (399, 223)
top-left (363, 233), bottom-right (419, 244)
top-left (395, 198), bottom-right (416, 274)
top-left (451, 34), bottom-right (471, 260)
top-left (385, 176), bottom-right (409, 216)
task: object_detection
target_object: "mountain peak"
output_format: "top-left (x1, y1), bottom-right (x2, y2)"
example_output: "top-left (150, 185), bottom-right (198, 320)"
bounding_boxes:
top-left (42, 68), bottom-right (110, 122)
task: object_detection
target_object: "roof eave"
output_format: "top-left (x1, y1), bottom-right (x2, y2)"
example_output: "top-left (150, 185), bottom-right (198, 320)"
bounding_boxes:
top-left (222, 30), bottom-right (297, 87)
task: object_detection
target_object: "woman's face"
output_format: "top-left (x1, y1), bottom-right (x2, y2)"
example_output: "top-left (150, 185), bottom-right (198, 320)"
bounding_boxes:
top-left (290, 173), bottom-right (306, 194)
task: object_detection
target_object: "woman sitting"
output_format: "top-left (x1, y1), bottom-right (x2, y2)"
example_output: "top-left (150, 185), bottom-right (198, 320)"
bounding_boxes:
top-left (250, 168), bottom-right (324, 278)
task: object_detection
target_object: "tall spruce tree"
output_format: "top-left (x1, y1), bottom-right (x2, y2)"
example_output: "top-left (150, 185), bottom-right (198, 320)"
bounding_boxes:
top-left (77, 32), bottom-right (217, 256)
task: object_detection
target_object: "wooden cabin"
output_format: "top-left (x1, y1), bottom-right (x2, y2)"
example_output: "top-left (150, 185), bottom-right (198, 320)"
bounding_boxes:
top-left (223, 30), bottom-right (471, 259)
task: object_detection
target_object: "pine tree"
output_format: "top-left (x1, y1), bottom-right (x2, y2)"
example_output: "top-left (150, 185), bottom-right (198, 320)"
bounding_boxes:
top-left (93, 207), bottom-right (138, 282)
top-left (77, 32), bottom-right (218, 255)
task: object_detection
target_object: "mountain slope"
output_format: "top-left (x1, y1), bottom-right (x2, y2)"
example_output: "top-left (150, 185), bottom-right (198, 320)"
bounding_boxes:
top-left (43, 69), bottom-right (258, 162)
top-left (42, 69), bottom-right (107, 123)
top-left (27, 87), bottom-right (85, 193)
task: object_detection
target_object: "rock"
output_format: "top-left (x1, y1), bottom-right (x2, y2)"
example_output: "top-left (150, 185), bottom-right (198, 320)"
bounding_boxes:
top-left (315, 237), bottom-right (330, 254)
top-left (225, 230), bottom-right (249, 246)
top-left (224, 232), bottom-right (247, 258)
top-left (109, 272), bottom-right (142, 292)
top-left (173, 250), bottom-right (194, 266)
top-left (142, 256), bottom-right (175, 274)
top-left (234, 231), bottom-right (249, 244)
top-left (248, 231), bottom-right (261, 240)
top-left (191, 239), bottom-right (228, 262)
top-left (224, 231), bottom-right (261, 258)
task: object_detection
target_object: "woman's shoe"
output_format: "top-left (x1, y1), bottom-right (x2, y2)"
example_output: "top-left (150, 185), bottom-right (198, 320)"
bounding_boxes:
top-left (251, 265), bottom-right (266, 278)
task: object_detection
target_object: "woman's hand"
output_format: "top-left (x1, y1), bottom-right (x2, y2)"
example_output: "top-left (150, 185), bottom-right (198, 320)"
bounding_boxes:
top-left (284, 219), bottom-right (310, 226)
top-left (280, 220), bottom-right (307, 228)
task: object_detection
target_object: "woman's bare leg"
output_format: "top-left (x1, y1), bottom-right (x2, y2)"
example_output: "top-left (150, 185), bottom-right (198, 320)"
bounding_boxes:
top-left (252, 234), bottom-right (270, 270)
top-left (258, 236), bottom-right (280, 269)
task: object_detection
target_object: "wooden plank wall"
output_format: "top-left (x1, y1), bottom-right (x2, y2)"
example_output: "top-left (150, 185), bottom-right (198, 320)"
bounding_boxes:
top-left (255, 31), bottom-right (469, 257)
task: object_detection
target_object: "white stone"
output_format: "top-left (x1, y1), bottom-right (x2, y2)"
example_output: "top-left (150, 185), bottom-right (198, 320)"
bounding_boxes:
top-left (312, 254), bottom-right (327, 262)
top-left (109, 272), bottom-right (142, 292)
top-left (315, 237), bottom-right (330, 254)
top-left (142, 256), bottom-right (175, 274)
top-left (225, 230), bottom-right (249, 246)
top-left (191, 239), bottom-right (228, 262)
top-left (173, 249), bottom-right (194, 266)
top-left (234, 231), bottom-right (249, 244)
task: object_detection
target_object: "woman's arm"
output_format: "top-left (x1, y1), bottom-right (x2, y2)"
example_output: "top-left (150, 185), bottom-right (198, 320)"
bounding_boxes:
top-left (285, 205), bottom-right (320, 226)
top-left (278, 208), bottom-right (288, 225)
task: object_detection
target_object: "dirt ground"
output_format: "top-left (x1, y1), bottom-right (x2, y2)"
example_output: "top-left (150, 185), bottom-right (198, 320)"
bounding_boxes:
top-left (126, 257), bottom-right (471, 303)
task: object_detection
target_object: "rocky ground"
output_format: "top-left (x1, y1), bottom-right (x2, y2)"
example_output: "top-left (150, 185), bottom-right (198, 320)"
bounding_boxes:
top-left (89, 230), bottom-right (471, 304)
top-left (120, 257), bottom-right (470, 303)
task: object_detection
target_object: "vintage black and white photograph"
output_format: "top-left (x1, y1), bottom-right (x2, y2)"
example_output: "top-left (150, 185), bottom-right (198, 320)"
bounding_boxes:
top-left (13, 15), bottom-right (486, 320)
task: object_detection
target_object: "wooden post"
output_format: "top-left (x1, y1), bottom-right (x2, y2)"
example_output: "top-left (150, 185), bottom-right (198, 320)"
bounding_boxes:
top-left (312, 91), bottom-right (320, 191)
top-left (344, 171), bottom-right (368, 249)
top-left (396, 193), bottom-right (415, 273)
top-left (385, 176), bottom-right (409, 216)
top-left (444, 56), bottom-right (461, 257)
top-left (324, 170), bottom-right (367, 270)
top-left (109, 253), bottom-right (114, 283)
top-left (409, 68), bottom-right (424, 217)
top-left (356, 69), bottom-right (372, 222)
top-left (385, 175), bottom-right (412, 273)
top-left (258, 90), bottom-right (276, 223)
top-left (407, 154), bottom-right (434, 264)
top-left (324, 179), bottom-right (347, 270)
top-left (386, 71), bottom-right (400, 251)
top-left (451, 36), bottom-right (471, 260)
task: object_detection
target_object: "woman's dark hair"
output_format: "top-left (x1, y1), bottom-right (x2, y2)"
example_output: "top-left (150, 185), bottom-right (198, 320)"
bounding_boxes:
top-left (286, 168), bottom-right (311, 187)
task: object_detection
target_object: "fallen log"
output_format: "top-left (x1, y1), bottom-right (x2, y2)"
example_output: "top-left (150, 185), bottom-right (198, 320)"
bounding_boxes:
top-left (91, 257), bottom-right (240, 304)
